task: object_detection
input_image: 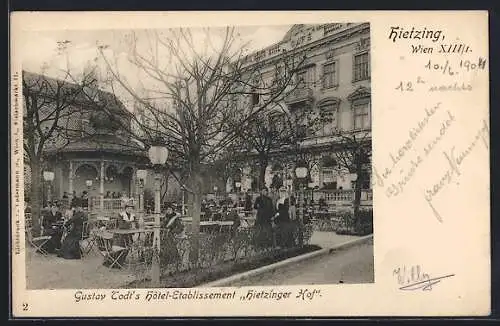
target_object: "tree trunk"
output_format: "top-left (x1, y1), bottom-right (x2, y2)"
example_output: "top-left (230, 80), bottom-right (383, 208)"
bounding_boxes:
top-left (258, 156), bottom-right (268, 190)
top-left (29, 161), bottom-right (42, 236)
top-left (188, 165), bottom-right (202, 266)
top-left (353, 162), bottom-right (363, 233)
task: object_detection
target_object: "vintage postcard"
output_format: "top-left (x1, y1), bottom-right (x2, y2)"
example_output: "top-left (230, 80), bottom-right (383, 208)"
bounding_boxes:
top-left (10, 11), bottom-right (490, 317)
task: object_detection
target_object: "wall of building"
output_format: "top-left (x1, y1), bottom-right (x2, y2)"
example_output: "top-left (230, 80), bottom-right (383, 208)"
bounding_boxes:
top-left (235, 23), bottom-right (371, 192)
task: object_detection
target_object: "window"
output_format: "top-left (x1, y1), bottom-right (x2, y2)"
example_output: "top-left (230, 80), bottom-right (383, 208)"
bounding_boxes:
top-left (297, 124), bottom-right (308, 138)
top-left (251, 92), bottom-right (260, 106)
top-left (361, 170), bottom-right (371, 189)
top-left (296, 66), bottom-right (315, 87)
top-left (322, 62), bottom-right (337, 89)
top-left (322, 169), bottom-right (334, 182)
top-left (297, 70), bottom-right (307, 86)
top-left (353, 53), bottom-right (369, 82)
top-left (322, 169), bottom-right (337, 189)
top-left (269, 113), bottom-right (285, 132)
top-left (318, 103), bottom-right (337, 136)
top-left (353, 101), bottom-right (370, 130)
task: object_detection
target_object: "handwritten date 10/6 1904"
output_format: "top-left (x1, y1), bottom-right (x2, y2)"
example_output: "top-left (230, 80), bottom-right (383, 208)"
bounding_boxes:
top-left (424, 58), bottom-right (487, 76)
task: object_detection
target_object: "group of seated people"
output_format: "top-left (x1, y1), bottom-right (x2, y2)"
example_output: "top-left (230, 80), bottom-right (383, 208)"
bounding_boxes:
top-left (38, 198), bottom-right (88, 260)
top-left (101, 203), bottom-right (186, 268)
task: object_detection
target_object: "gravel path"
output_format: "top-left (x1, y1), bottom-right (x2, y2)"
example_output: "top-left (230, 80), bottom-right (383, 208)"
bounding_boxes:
top-left (25, 246), bottom-right (137, 289)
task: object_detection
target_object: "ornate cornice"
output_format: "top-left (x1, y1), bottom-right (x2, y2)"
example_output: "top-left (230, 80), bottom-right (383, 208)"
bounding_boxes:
top-left (347, 86), bottom-right (371, 101)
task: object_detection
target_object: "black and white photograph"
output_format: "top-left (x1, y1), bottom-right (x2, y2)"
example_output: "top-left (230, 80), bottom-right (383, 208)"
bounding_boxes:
top-left (21, 22), bottom-right (373, 290)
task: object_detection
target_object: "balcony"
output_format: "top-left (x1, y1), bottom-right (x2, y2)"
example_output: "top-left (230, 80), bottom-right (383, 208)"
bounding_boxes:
top-left (299, 129), bottom-right (372, 148)
top-left (310, 189), bottom-right (373, 209)
top-left (285, 87), bottom-right (314, 105)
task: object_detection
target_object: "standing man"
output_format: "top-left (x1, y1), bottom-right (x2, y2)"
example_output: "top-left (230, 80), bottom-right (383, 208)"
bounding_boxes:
top-left (81, 191), bottom-right (89, 210)
top-left (253, 187), bottom-right (275, 248)
top-left (244, 191), bottom-right (253, 212)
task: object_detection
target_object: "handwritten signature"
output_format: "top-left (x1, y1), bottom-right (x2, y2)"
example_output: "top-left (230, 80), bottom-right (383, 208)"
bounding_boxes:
top-left (393, 265), bottom-right (455, 291)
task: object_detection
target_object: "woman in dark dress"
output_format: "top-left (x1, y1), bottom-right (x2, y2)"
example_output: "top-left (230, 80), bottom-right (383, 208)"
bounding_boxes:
top-left (160, 206), bottom-right (184, 268)
top-left (274, 199), bottom-right (294, 248)
top-left (58, 200), bottom-right (85, 259)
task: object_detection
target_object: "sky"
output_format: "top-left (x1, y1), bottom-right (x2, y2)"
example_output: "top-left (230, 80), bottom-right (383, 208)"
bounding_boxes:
top-left (20, 25), bottom-right (291, 111)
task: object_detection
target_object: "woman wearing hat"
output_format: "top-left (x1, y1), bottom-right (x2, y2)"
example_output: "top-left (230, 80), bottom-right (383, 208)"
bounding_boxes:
top-left (58, 198), bottom-right (85, 259)
top-left (116, 202), bottom-right (137, 247)
top-left (160, 205), bottom-right (184, 269)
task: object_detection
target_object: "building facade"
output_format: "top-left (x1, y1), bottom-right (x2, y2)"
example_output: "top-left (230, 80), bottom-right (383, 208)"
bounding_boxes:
top-left (233, 23), bottom-right (372, 206)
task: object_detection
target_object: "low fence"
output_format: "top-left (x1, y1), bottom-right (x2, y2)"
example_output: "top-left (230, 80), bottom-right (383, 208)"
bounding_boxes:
top-left (310, 209), bottom-right (373, 235)
top-left (131, 221), bottom-right (315, 284)
top-left (88, 198), bottom-right (128, 214)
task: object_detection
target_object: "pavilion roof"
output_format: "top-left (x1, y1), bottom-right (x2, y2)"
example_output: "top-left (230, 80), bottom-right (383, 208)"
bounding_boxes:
top-left (45, 134), bottom-right (147, 157)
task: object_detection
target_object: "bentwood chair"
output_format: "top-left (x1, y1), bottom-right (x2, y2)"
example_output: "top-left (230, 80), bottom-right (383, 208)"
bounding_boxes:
top-left (95, 231), bottom-right (128, 269)
top-left (25, 213), bottom-right (33, 228)
top-left (80, 220), bottom-right (97, 256)
top-left (25, 226), bottom-right (51, 256)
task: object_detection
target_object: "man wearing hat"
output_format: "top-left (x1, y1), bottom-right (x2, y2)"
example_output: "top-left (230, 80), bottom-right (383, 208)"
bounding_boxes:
top-left (253, 187), bottom-right (275, 248)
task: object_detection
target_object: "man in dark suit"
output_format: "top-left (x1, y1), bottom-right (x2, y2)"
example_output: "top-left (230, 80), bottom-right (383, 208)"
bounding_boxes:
top-left (244, 192), bottom-right (253, 212)
top-left (253, 187), bottom-right (275, 248)
top-left (254, 188), bottom-right (274, 226)
top-left (42, 203), bottom-right (64, 253)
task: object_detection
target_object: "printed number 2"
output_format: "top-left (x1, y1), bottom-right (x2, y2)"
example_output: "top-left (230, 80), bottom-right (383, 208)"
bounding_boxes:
top-left (22, 303), bottom-right (29, 311)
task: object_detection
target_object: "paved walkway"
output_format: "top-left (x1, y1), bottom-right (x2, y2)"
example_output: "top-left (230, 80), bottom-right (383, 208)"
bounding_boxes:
top-left (25, 231), bottom-right (367, 289)
top-left (228, 237), bottom-right (374, 286)
top-left (308, 231), bottom-right (361, 249)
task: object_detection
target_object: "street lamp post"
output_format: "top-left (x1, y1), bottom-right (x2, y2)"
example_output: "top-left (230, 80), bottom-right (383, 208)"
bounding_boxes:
top-left (295, 166), bottom-right (308, 247)
top-left (85, 179), bottom-right (93, 210)
top-left (136, 169), bottom-right (148, 219)
top-left (181, 184), bottom-right (187, 216)
top-left (43, 171), bottom-right (55, 205)
top-left (147, 144), bottom-right (169, 286)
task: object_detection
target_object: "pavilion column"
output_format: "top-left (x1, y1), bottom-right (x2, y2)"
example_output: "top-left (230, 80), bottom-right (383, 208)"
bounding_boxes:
top-left (100, 160), bottom-right (105, 211)
top-left (68, 160), bottom-right (74, 200)
top-left (132, 170), bottom-right (137, 206)
top-left (58, 165), bottom-right (64, 199)
top-left (319, 165), bottom-right (324, 188)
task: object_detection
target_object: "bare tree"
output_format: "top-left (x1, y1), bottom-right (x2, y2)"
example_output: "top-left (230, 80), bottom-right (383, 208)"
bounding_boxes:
top-left (231, 106), bottom-right (322, 189)
top-left (96, 27), bottom-right (307, 262)
top-left (22, 69), bottom-right (98, 235)
top-left (329, 130), bottom-right (372, 224)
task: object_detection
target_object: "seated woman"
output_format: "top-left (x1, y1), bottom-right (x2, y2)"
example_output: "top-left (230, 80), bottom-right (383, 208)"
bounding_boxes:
top-left (58, 199), bottom-right (85, 260)
top-left (116, 203), bottom-right (137, 247)
top-left (42, 203), bottom-right (64, 254)
top-left (62, 205), bottom-right (73, 222)
top-left (226, 204), bottom-right (241, 235)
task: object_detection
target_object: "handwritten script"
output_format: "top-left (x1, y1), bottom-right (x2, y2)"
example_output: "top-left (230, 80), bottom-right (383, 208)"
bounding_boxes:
top-left (393, 265), bottom-right (455, 291)
top-left (374, 25), bottom-right (489, 223)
